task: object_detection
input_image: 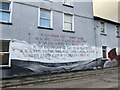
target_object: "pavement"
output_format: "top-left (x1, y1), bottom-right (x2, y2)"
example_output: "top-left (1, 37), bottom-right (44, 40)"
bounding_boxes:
top-left (1, 67), bottom-right (119, 89)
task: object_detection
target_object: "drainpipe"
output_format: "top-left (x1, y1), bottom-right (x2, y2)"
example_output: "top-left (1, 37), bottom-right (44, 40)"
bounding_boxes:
top-left (94, 19), bottom-right (98, 69)
top-left (28, 32), bottom-right (31, 67)
top-left (28, 33), bottom-right (31, 44)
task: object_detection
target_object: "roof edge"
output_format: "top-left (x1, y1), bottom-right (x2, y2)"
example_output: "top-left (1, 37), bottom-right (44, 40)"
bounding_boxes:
top-left (94, 16), bottom-right (120, 25)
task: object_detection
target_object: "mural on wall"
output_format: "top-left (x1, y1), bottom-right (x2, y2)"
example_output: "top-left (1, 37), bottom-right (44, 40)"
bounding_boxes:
top-left (104, 48), bottom-right (120, 67)
top-left (108, 48), bottom-right (120, 61)
top-left (10, 33), bottom-right (99, 63)
top-left (2, 33), bottom-right (118, 78)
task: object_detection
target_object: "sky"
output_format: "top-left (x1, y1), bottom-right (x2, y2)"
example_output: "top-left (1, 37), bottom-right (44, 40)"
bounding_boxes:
top-left (93, 0), bottom-right (120, 22)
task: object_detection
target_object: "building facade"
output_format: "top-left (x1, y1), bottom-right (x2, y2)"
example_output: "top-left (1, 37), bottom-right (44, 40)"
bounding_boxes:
top-left (0, 0), bottom-right (120, 77)
top-left (94, 16), bottom-right (120, 67)
top-left (118, 1), bottom-right (120, 55)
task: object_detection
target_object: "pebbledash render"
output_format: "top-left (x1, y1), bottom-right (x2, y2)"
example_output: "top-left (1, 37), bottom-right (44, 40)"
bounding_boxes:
top-left (0, 0), bottom-right (120, 73)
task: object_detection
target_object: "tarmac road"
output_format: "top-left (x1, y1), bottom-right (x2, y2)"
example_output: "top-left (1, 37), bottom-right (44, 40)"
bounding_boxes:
top-left (16, 67), bottom-right (119, 88)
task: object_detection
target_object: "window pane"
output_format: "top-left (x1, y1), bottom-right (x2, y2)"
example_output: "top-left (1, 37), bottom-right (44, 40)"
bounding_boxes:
top-left (116, 26), bottom-right (119, 36)
top-left (101, 28), bottom-right (105, 33)
top-left (102, 46), bottom-right (107, 59)
top-left (102, 46), bottom-right (106, 49)
top-left (64, 23), bottom-right (72, 30)
top-left (64, 0), bottom-right (68, 3)
top-left (64, 14), bottom-right (72, 22)
top-left (64, 0), bottom-right (70, 4)
top-left (101, 22), bottom-right (105, 33)
top-left (40, 9), bottom-right (50, 19)
top-left (0, 2), bottom-right (10, 10)
top-left (116, 26), bottom-right (119, 30)
top-left (0, 40), bottom-right (10, 52)
top-left (0, 53), bottom-right (9, 65)
top-left (64, 14), bottom-right (73, 31)
top-left (103, 50), bottom-right (106, 58)
top-left (64, 0), bottom-right (72, 5)
top-left (0, 11), bottom-right (10, 22)
top-left (101, 22), bottom-right (104, 28)
top-left (40, 19), bottom-right (50, 27)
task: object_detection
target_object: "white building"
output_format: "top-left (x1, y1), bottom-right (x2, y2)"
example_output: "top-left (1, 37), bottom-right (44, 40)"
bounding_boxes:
top-left (0, 0), bottom-right (119, 78)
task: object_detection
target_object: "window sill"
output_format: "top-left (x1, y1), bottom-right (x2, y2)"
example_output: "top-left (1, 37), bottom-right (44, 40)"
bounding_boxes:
top-left (63, 30), bottom-right (75, 33)
top-left (63, 4), bottom-right (73, 8)
top-left (116, 36), bottom-right (120, 38)
top-left (38, 26), bottom-right (53, 30)
top-left (44, 0), bottom-right (52, 3)
top-left (0, 66), bottom-right (11, 69)
top-left (100, 33), bottom-right (107, 36)
top-left (0, 22), bottom-right (12, 25)
top-left (102, 58), bottom-right (108, 61)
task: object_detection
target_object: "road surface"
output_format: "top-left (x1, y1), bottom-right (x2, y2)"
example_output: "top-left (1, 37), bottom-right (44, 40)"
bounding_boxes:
top-left (14, 67), bottom-right (119, 88)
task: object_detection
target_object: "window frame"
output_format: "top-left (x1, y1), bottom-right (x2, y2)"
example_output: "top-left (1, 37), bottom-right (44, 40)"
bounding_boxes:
top-left (63, 13), bottom-right (74, 32)
top-left (0, 2), bottom-right (13, 24)
top-left (0, 39), bottom-right (11, 68)
top-left (63, 0), bottom-right (73, 7)
top-left (100, 21), bottom-right (107, 35)
top-left (38, 8), bottom-right (53, 29)
top-left (115, 25), bottom-right (119, 37)
top-left (44, 0), bottom-right (52, 2)
top-left (101, 46), bottom-right (107, 60)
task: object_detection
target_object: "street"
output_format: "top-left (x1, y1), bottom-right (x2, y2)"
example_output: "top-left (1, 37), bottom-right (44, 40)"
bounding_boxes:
top-left (14, 67), bottom-right (119, 88)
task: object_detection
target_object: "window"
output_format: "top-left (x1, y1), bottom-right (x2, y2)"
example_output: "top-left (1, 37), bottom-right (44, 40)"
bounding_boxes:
top-left (44, 0), bottom-right (52, 1)
top-left (64, 0), bottom-right (73, 6)
top-left (116, 25), bottom-right (119, 36)
top-left (102, 46), bottom-right (107, 59)
top-left (100, 22), bottom-right (106, 34)
top-left (63, 13), bottom-right (74, 31)
top-left (0, 2), bottom-right (12, 23)
top-left (38, 9), bottom-right (52, 28)
top-left (0, 40), bottom-right (11, 67)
